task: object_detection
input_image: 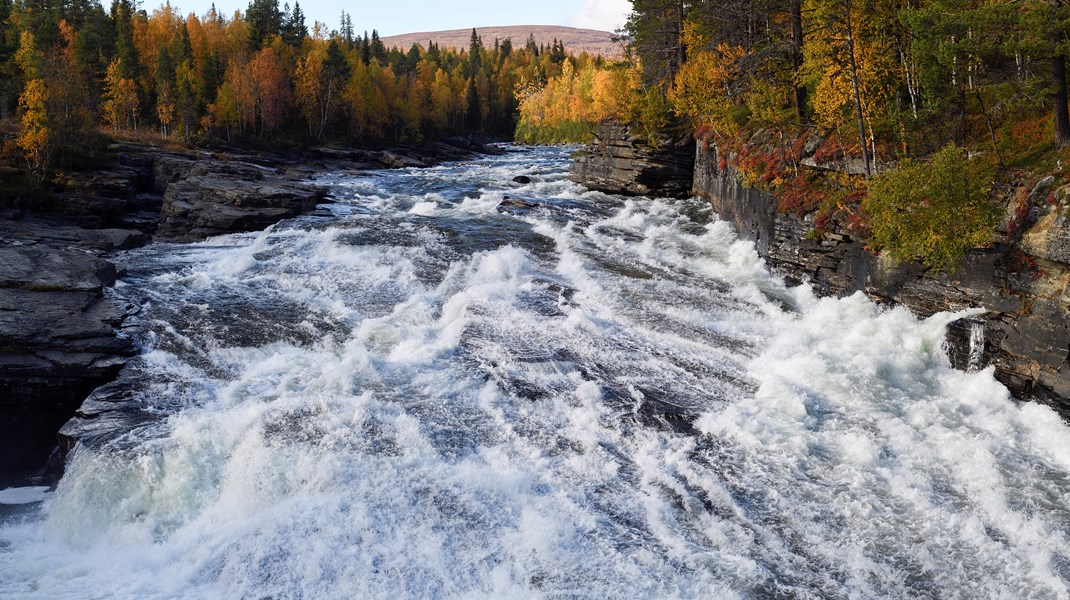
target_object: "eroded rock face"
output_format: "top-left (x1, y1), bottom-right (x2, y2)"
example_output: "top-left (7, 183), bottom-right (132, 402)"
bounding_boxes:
top-left (569, 123), bottom-right (695, 198)
top-left (692, 141), bottom-right (1070, 414)
top-left (0, 245), bottom-right (137, 486)
top-left (156, 159), bottom-right (329, 242)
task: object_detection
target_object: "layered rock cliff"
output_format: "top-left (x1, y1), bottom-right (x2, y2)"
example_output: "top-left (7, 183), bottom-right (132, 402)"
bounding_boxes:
top-left (694, 141), bottom-right (1070, 414)
top-left (570, 123), bottom-right (695, 198)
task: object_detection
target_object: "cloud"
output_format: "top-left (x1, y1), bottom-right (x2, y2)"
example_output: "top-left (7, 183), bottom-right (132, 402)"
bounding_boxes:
top-left (568, 0), bottom-right (631, 32)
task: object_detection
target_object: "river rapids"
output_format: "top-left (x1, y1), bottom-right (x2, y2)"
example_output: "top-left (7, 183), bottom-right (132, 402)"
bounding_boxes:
top-left (2, 147), bottom-right (1070, 599)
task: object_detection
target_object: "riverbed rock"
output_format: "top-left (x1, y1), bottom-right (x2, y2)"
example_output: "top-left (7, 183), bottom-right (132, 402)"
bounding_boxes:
top-left (0, 245), bottom-right (116, 292)
top-left (0, 244), bottom-right (137, 486)
top-left (3, 139), bottom-right (502, 486)
top-left (156, 159), bottom-right (329, 242)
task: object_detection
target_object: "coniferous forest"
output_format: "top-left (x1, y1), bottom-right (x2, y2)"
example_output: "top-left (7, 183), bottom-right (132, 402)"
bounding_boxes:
top-left (522, 0), bottom-right (1070, 155)
top-left (0, 0), bottom-right (610, 182)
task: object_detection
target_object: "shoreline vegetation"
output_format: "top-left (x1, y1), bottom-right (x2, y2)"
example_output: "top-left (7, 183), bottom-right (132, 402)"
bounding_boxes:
top-left (0, 0), bottom-right (608, 203)
top-left (1, 0), bottom-right (1068, 270)
top-left (516, 0), bottom-right (1070, 273)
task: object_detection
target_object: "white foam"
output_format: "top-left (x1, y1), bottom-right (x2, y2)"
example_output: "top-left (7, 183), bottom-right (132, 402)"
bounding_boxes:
top-left (3, 147), bottom-right (1069, 599)
top-left (0, 487), bottom-right (51, 505)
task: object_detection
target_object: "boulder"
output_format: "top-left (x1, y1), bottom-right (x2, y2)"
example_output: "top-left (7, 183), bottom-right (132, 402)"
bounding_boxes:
top-left (155, 159), bottom-right (329, 241)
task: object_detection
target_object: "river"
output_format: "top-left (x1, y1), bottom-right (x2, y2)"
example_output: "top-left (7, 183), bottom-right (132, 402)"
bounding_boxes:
top-left (2, 147), bottom-right (1070, 598)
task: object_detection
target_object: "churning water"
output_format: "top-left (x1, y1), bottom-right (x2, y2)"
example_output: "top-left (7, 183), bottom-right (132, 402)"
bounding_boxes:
top-left (2, 148), bottom-right (1070, 599)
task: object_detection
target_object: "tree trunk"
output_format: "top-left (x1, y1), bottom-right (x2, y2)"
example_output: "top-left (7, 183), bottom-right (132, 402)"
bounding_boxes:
top-left (673, 0), bottom-right (686, 79)
top-left (843, 0), bottom-right (872, 178)
top-left (1055, 53), bottom-right (1070, 148)
top-left (791, 0), bottom-right (807, 121)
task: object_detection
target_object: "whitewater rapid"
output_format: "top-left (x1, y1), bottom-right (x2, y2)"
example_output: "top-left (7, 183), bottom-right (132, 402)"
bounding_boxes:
top-left (2, 147), bottom-right (1070, 599)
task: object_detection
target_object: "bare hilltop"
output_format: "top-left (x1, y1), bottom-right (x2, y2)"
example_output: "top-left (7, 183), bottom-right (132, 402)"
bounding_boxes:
top-left (381, 25), bottom-right (624, 60)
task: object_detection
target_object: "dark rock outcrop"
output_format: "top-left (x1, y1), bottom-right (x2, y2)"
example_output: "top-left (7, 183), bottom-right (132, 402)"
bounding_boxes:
top-left (692, 140), bottom-right (1070, 414)
top-left (570, 123), bottom-right (695, 198)
top-left (0, 243), bottom-right (137, 486)
top-left (155, 158), bottom-right (328, 242)
top-left (58, 378), bottom-right (160, 459)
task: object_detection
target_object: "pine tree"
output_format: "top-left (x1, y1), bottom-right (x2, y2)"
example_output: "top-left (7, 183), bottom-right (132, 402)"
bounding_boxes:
top-left (110, 0), bottom-right (139, 80)
top-left (340, 11), bottom-right (354, 48)
top-left (282, 1), bottom-right (306, 46)
top-left (370, 29), bottom-right (386, 62)
top-left (626, 0), bottom-right (687, 88)
top-left (246, 0), bottom-right (282, 50)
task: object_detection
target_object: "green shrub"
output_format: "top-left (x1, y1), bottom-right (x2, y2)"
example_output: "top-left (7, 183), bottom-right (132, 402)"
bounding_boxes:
top-left (514, 119), bottom-right (595, 145)
top-left (626, 88), bottom-right (673, 146)
top-left (864, 144), bottom-right (1000, 273)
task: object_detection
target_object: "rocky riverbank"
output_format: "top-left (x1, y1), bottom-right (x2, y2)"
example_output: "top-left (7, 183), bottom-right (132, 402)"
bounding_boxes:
top-left (573, 123), bottom-right (1070, 415)
top-left (569, 123), bottom-right (695, 198)
top-left (0, 137), bottom-right (499, 488)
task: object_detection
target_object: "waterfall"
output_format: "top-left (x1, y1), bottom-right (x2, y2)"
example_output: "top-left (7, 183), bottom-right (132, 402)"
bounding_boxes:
top-left (968, 320), bottom-right (986, 373)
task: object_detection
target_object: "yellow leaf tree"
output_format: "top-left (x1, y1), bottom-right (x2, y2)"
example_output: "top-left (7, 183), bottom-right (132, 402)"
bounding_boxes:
top-left (103, 58), bottom-right (140, 130)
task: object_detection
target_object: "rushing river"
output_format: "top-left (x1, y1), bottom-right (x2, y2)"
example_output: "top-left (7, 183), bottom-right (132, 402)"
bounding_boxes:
top-left (3, 147), bottom-right (1070, 598)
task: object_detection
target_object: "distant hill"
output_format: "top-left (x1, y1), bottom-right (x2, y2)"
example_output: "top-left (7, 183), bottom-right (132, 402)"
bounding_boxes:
top-left (381, 26), bottom-right (624, 60)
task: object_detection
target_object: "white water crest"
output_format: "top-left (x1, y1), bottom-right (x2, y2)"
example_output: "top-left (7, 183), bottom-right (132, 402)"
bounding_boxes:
top-left (2, 148), bottom-right (1069, 599)
top-left (968, 320), bottom-right (986, 373)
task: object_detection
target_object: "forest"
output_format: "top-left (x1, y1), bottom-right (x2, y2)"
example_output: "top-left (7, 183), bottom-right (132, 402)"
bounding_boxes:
top-left (0, 0), bottom-right (609, 183)
top-left (522, 0), bottom-right (1070, 156)
top-left (516, 0), bottom-right (1070, 270)
top-left (5, 0), bottom-right (1070, 269)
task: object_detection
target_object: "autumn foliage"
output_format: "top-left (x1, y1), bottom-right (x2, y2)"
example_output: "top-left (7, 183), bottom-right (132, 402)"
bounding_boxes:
top-left (514, 58), bottom-right (632, 144)
top-left (0, 0), bottom-right (593, 182)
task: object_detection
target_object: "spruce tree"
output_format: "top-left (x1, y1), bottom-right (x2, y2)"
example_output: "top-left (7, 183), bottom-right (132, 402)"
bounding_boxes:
top-left (468, 29), bottom-right (482, 76)
top-left (370, 30), bottom-right (386, 62)
top-left (286, 1), bottom-right (307, 45)
top-left (247, 0), bottom-right (282, 50)
top-left (110, 0), bottom-right (139, 80)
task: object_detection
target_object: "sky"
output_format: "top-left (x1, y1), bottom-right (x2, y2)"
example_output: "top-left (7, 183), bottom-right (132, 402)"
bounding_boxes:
top-left (173, 0), bottom-right (633, 37)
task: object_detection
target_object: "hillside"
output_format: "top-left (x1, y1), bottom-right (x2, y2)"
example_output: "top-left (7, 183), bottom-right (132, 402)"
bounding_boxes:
top-left (381, 25), bottom-right (624, 60)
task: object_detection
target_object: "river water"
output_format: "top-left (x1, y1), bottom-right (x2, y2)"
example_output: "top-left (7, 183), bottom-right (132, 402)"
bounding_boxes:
top-left (2, 147), bottom-right (1070, 598)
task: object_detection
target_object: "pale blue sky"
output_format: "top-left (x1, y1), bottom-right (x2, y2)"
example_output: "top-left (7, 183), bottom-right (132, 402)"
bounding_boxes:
top-left (173, 0), bottom-right (632, 37)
